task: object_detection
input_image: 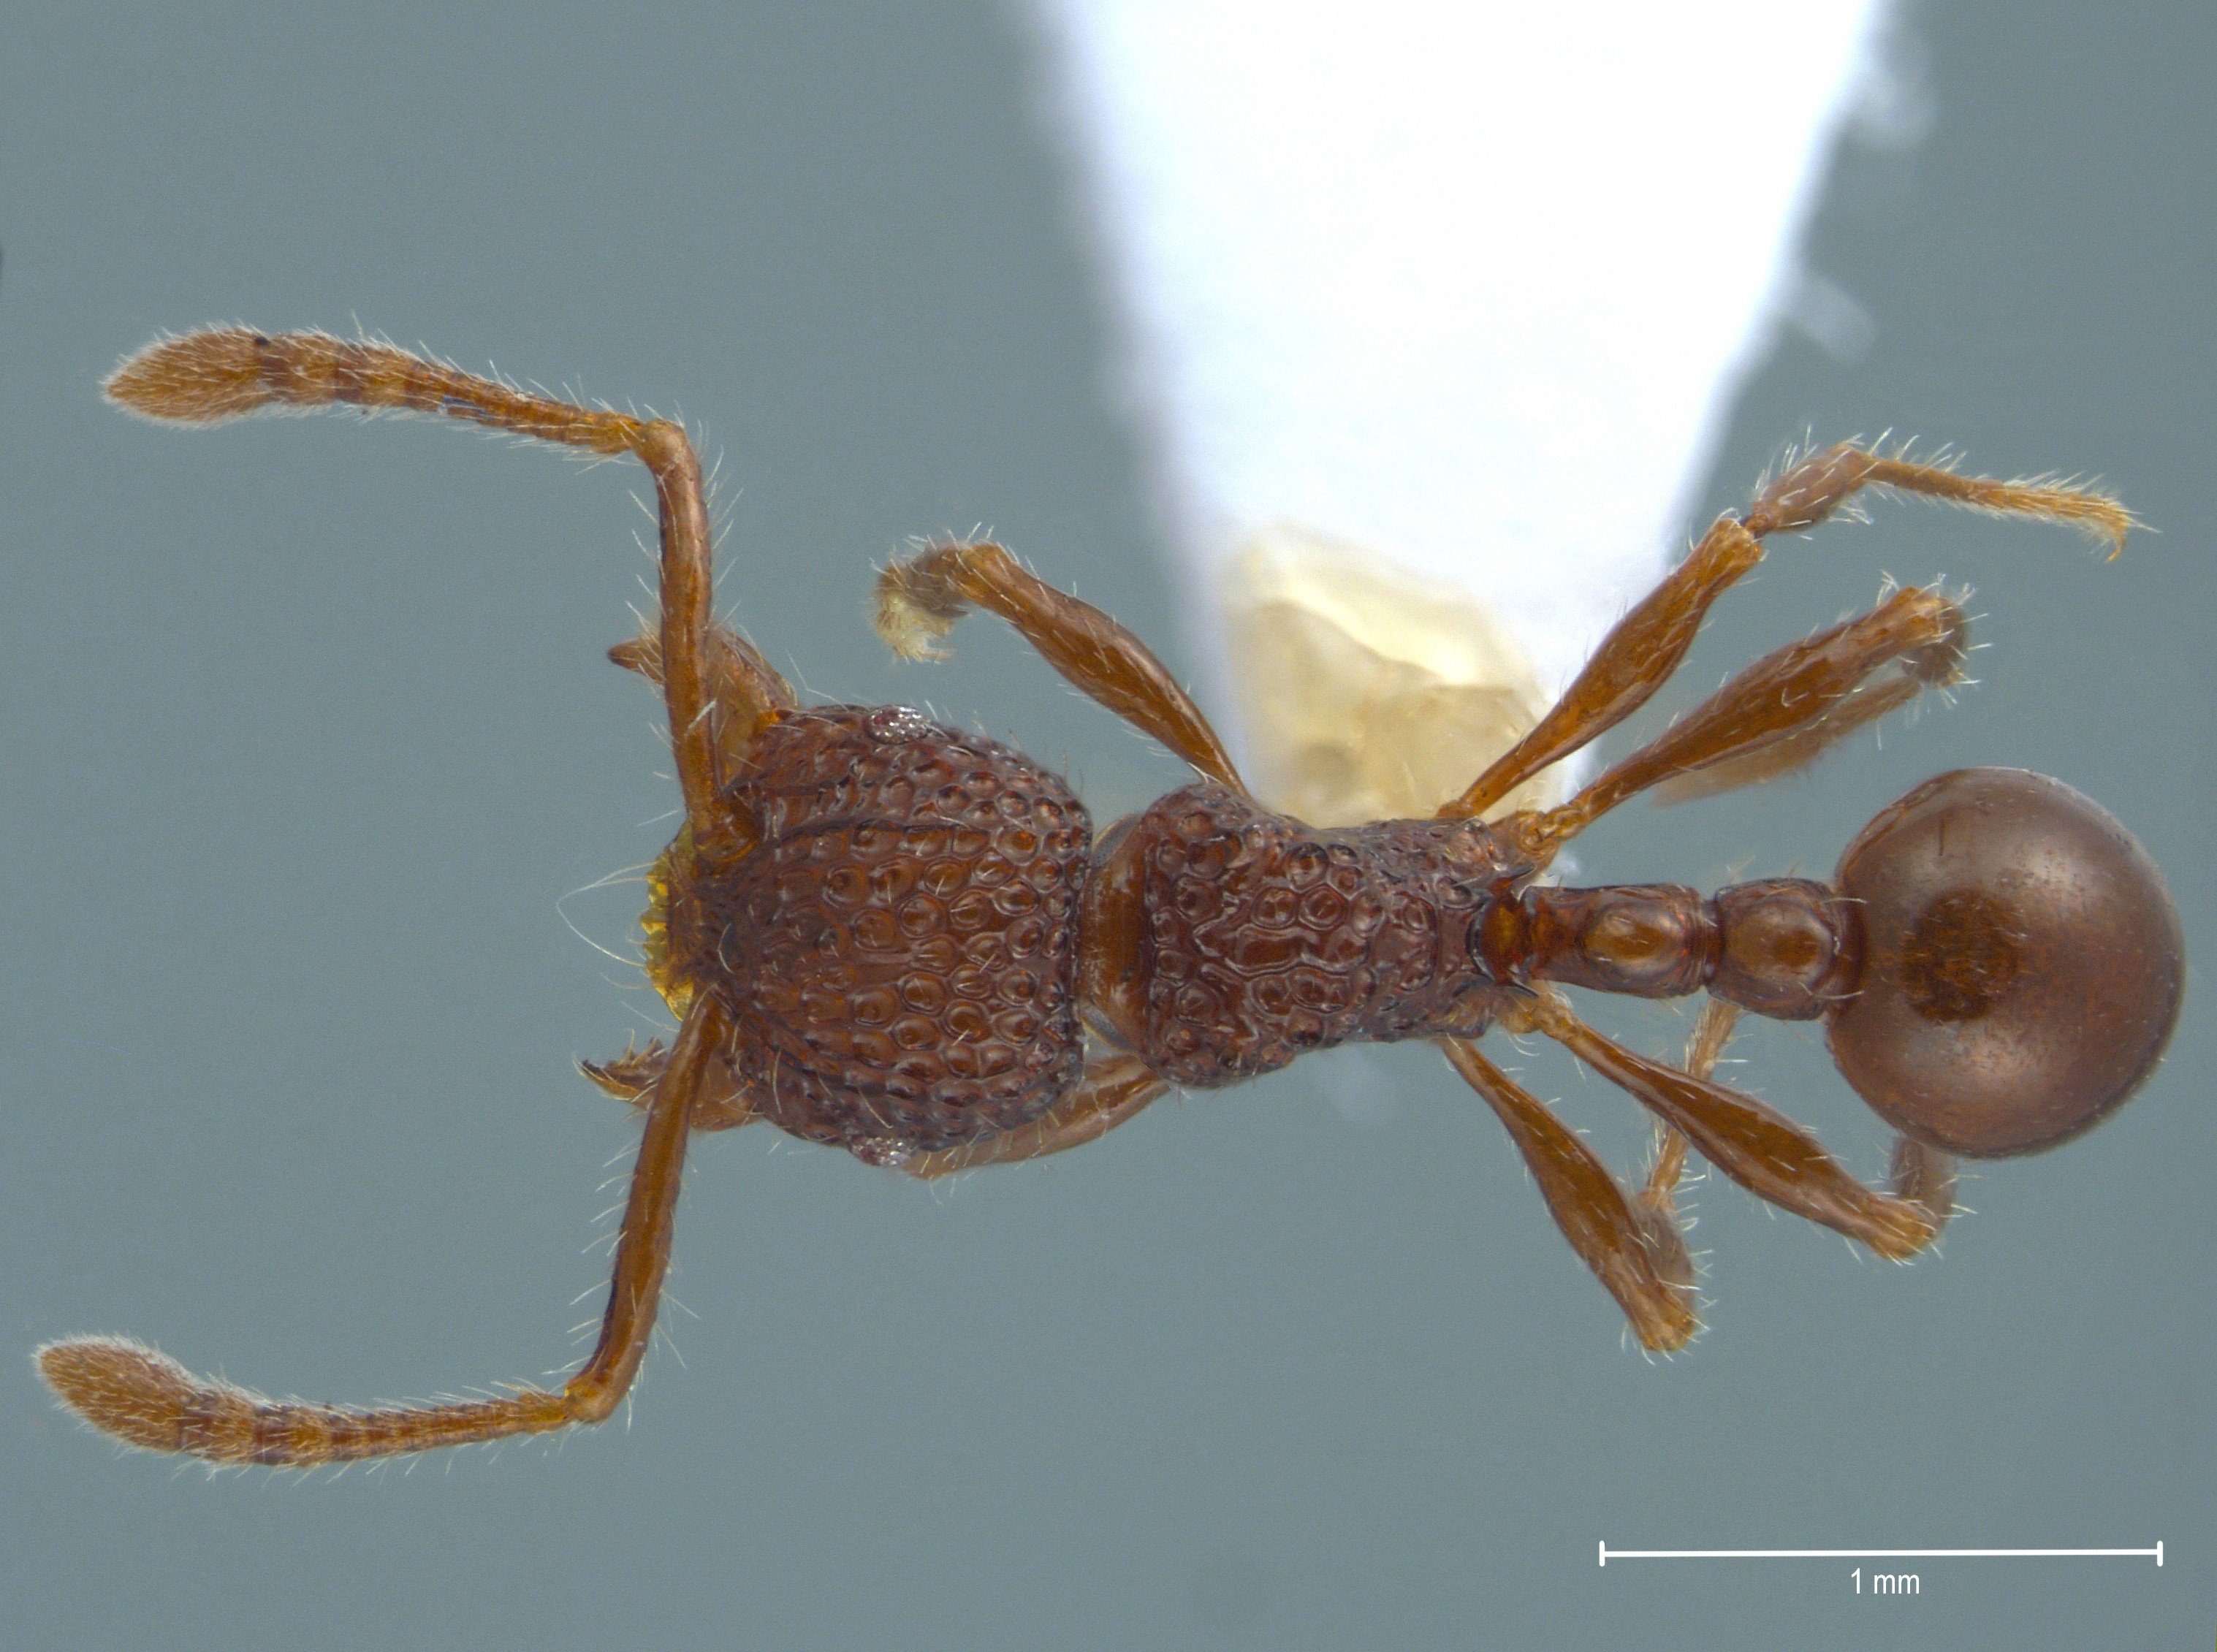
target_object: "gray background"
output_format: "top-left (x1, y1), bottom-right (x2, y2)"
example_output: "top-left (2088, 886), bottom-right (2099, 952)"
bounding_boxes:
top-left (2, 4), bottom-right (2209, 1648)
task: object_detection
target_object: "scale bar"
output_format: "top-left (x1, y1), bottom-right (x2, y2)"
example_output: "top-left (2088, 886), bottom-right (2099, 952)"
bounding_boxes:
top-left (1601, 1543), bottom-right (2161, 1567)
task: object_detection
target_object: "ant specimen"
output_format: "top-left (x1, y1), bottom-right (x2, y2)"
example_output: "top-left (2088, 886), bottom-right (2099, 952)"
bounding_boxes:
top-left (40, 328), bottom-right (2183, 1467)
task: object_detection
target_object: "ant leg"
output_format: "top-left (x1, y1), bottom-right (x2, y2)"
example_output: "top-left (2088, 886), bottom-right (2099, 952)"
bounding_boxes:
top-left (1443, 1037), bottom-right (1700, 1352)
top-left (547, 997), bottom-right (724, 1433)
top-left (106, 328), bottom-right (729, 834)
top-left (1637, 995), bottom-right (1741, 1271)
top-left (900, 1054), bottom-right (1168, 1178)
top-left (1514, 585), bottom-right (1967, 859)
top-left (582, 1038), bottom-right (756, 1132)
top-left (39, 999), bottom-right (730, 1466)
top-left (878, 541), bottom-right (1246, 792)
top-left (1444, 444), bottom-right (2134, 821)
top-left (1513, 989), bottom-right (1938, 1260)
top-left (1892, 1137), bottom-right (1958, 1235)
top-left (1442, 1000), bottom-right (1736, 1352)
top-left (609, 618), bottom-right (797, 785)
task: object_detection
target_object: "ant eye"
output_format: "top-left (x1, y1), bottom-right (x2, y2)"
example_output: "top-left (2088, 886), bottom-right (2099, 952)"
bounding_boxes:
top-left (1827, 768), bottom-right (2183, 1157)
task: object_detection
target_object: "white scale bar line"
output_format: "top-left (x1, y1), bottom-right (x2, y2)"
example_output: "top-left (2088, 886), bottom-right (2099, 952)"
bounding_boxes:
top-left (1600, 1542), bottom-right (2162, 1567)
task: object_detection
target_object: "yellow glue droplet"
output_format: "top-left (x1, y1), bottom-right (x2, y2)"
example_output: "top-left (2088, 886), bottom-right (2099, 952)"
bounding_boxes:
top-left (1220, 525), bottom-right (1568, 827)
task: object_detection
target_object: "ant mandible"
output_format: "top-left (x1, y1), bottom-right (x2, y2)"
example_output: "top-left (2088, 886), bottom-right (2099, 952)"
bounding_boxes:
top-left (39, 328), bottom-right (2184, 1467)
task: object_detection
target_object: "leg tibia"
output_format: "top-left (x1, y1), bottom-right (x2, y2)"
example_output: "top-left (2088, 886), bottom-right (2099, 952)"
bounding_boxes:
top-left (1443, 1038), bottom-right (1699, 1352)
top-left (41, 1000), bottom-right (723, 1466)
top-left (1525, 585), bottom-right (1967, 850)
top-left (1443, 519), bottom-right (1765, 821)
top-left (878, 540), bottom-right (1246, 791)
top-left (1444, 442), bottom-right (2134, 823)
top-left (902, 1054), bottom-right (1167, 1177)
top-left (1519, 990), bottom-right (1937, 1260)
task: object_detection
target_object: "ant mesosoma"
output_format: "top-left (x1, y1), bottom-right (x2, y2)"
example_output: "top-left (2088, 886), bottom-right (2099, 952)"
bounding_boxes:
top-left (39, 327), bottom-right (2183, 1466)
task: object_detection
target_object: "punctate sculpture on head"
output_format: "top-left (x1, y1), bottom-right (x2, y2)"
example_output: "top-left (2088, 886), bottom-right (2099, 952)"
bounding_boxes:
top-left (37, 327), bottom-right (2182, 1466)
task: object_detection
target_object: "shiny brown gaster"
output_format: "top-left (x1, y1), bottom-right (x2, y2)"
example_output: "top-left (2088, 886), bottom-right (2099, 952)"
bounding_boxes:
top-left (39, 328), bottom-right (2181, 1469)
